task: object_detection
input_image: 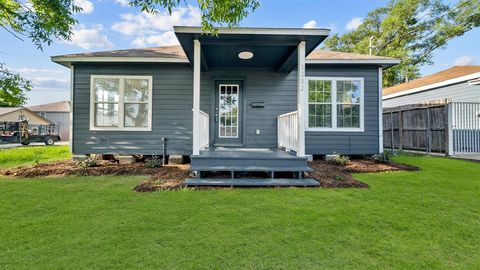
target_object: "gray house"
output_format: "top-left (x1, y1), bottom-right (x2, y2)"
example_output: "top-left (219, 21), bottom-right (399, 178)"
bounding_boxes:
top-left (29, 101), bottom-right (70, 141)
top-left (52, 26), bottom-right (399, 178)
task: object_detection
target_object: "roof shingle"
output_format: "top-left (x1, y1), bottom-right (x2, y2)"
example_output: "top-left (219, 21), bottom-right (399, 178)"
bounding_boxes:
top-left (383, 66), bottom-right (480, 96)
top-left (306, 50), bottom-right (396, 61)
top-left (28, 101), bottom-right (70, 112)
top-left (53, 45), bottom-right (396, 62)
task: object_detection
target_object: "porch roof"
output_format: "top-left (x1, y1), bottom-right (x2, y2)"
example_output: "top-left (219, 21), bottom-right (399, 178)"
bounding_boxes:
top-left (174, 26), bottom-right (330, 72)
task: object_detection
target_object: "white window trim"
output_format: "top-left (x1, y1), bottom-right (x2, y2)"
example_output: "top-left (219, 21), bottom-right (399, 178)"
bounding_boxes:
top-left (89, 75), bottom-right (153, 131)
top-left (218, 83), bottom-right (240, 139)
top-left (305, 76), bottom-right (365, 132)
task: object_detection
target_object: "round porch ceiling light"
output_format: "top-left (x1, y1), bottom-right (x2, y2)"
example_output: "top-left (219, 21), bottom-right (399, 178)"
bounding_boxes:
top-left (238, 50), bottom-right (254, 60)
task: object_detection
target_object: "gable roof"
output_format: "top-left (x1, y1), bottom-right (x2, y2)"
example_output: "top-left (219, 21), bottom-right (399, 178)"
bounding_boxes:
top-left (52, 45), bottom-right (399, 67)
top-left (306, 50), bottom-right (398, 62)
top-left (0, 107), bottom-right (20, 115)
top-left (28, 101), bottom-right (70, 112)
top-left (383, 66), bottom-right (480, 99)
top-left (0, 107), bottom-right (52, 125)
top-left (54, 45), bottom-right (187, 60)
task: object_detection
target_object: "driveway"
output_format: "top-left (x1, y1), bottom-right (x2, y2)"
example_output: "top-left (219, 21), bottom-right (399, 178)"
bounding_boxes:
top-left (0, 141), bottom-right (69, 149)
top-left (451, 154), bottom-right (480, 161)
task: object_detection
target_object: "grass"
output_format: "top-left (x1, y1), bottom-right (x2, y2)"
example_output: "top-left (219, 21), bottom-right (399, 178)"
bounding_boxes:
top-left (0, 145), bottom-right (70, 168)
top-left (0, 154), bottom-right (479, 269)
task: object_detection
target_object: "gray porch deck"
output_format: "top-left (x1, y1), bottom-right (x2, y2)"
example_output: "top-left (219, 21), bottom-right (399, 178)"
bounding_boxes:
top-left (189, 147), bottom-right (312, 173)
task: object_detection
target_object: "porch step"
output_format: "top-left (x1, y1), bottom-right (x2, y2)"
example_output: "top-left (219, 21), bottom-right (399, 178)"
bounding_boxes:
top-left (190, 147), bottom-right (311, 173)
top-left (189, 165), bottom-right (312, 172)
top-left (185, 178), bottom-right (320, 187)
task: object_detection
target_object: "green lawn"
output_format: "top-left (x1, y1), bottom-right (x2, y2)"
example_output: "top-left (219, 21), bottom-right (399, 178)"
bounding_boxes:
top-left (1, 155), bottom-right (479, 269)
top-left (0, 145), bottom-right (70, 168)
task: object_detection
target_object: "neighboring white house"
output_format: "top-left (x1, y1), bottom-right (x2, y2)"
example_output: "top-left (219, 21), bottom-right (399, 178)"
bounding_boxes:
top-left (383, 66), bottom-right (480, 107)
top-left (0, 107), bottom-right (52, 125)
top-left (29, 101), bottom-right (70, 141)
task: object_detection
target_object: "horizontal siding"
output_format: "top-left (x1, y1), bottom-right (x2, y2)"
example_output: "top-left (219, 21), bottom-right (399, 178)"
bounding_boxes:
top-left (383, 82), bottom-right (480, 107)
top-left (72, 63), bottom-right (381, 155)
top-left (305, 65), bottom-right (380, 155)
top-left (212, 70), bottom-right (297, 148)
top-left (72, 62), bottom-right (210, 155)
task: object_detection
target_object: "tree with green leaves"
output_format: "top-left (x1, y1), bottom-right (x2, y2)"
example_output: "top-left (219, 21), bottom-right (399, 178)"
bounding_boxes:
top-left (0, 0), bottom-right (81, 49)
top-left (0, 0), bottom-right (81, 106)
top-left (130, 0), bottom-right (260, 32)
top-left (324, 0), bottom-right (480, 87)
top-left (0, 63), bottom-right (31, 106)
top-left (0, 0), bottom-right (260, 106)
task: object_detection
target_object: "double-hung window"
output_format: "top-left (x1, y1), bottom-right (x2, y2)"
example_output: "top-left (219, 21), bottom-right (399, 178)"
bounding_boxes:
top-left (90, 75), bottom-right (152, 131)
top-left (306, 77), bottom-right (364, 132)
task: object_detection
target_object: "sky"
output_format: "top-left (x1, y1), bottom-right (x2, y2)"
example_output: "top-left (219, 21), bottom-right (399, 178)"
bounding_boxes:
top-left (0, 0), bottom-right (479, 106)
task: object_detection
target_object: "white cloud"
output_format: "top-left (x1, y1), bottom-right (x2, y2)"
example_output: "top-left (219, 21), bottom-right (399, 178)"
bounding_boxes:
top-left (346, 17), bottom-right (363, 31)
top-left (303, 20), bottom-right (317, 29)
top-left (112, 6), bottom-right (201, 47)
top-left (454, 55), bottom-right (475, 66)
top-left (63, 24), bottom-right (114, 50)
top-left (75, 0), bottom-right (94, 14)
top-left (114, 0), bottom-right (130, 7)
top-left (11, 67), bottom-right (68, 77)
top-left (11, 68), bottom-right (69, 90)
top-left (11, 67), bottom-right (70, 105)
top-left (132, 31), bottom-right (178, 47)
top-left (27, 89), bottom-right (69, 106)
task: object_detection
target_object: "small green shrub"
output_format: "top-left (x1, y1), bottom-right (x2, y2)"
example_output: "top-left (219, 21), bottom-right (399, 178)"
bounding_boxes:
top-left (145, 156), bottom-right (163, 168)
top-left (32, 149), bottom-right (40, 166)
top-left (372, 151), bottom-right (393, 163)
top-left (330, 155), bottom-right (350, 166)
top-left (77, 156), bottom-right (97, 168)
top-left (334, 175), bottom-right (345, 181)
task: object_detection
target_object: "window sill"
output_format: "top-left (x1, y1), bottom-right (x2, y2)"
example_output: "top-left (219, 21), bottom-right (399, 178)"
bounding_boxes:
top-left (306, 127), bottom-right (364, 132)
top-left (90, 127), bottom-right (152, 132)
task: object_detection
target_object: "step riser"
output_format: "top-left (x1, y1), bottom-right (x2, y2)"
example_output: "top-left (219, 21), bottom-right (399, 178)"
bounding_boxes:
top-left (191, 158), bottom-right (307, 168)
top-left (185, 178), bottom-right (320, 187)
top-left (189, 166), bottom-right (313, 172)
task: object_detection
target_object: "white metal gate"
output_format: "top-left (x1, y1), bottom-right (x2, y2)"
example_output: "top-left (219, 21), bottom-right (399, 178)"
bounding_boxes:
top-left (449, 102), bottom-right (480, 154)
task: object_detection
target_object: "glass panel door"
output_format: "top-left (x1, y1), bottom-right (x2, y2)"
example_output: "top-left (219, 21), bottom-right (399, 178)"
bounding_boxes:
top-left (219, 84), bottom-right (239, 138)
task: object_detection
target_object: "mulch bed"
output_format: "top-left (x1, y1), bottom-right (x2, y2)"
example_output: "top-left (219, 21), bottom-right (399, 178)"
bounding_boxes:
top-left (0, 160), bottom-right (190, 191)
top-left (0, 157), bottom-right (419, 191)
top-left (307, 159), bottom-right (419, 188)
top-left (0, 160), bottom-right (160, 178)
top-left (139, 164), bottom-right (190, 191)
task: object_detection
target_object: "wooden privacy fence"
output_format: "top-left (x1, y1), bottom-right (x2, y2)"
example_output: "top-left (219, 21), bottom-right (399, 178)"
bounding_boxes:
top-left (383, 103), bottom-right (448, 154)
top-left (383, 102), bottom-right (480, 155)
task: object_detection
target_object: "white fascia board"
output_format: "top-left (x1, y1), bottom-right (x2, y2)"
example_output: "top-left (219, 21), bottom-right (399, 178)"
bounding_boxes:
top-left (383, 72), bottom-right (480, 100)
top-left (306, 59), bottom-right (400, 65)
top-left (51, 56), bottom-right (189, 64)
top-left (469, 78), bottom-right (480, 85)
top-left (173, 26), bottom-right (330, 36)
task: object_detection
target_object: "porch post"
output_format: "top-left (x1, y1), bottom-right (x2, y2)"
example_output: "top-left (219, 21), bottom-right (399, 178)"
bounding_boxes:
top-left (378, 67), bottom-right (384, 153)
top-left (192, 39), bottom-right (201, 156)
top-left (297, 41), bottom-right (306, 157)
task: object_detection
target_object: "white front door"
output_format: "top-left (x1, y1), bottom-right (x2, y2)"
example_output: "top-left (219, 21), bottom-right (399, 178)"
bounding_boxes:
top-left (215, 81), bottom-right (242, 145)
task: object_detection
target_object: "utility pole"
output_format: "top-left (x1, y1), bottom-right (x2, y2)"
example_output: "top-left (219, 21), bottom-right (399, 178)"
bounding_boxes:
top-left (369, 36), bottom-right (377, 55)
